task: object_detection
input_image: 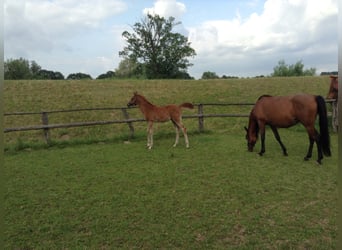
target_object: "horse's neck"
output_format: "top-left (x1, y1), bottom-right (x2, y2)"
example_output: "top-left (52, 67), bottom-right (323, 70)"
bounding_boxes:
top-left (248, 114), bottom-right (258, 136)
top-left (137, 96), bottom-right (155, 114)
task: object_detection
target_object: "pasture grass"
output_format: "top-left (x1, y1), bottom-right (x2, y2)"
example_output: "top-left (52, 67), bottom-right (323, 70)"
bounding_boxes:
top-left (4, 76), bottom-right (332, 146)
top-left (4, 129), bottom-right (338, 249)
top-left (4, 77), bottom-right (338, 248)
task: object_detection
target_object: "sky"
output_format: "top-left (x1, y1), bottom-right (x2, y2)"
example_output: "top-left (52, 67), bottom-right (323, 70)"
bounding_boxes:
top-left (4, 0), bottom-right (338, 79)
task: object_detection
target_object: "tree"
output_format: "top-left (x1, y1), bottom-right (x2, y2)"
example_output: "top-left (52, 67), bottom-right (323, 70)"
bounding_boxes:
top-left (115, 58), bottom-right (140, 78)
top-left (5, 58), bottom-right (32, 79)
top-left (67, 73), bottom-right (92, 80)
top-left (119, 14), bottom-right (196, 79)
top-left (201, 71), bottom-right (219, 79)
top-left (36, 69), bottom-right (64, 80)
top-left (271, 60), bottom-right (316, 77)
top-left (96, 71), bottom-right (116, 79)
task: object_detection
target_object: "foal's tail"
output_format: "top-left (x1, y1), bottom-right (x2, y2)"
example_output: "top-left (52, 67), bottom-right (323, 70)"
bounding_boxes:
top-left (316, 95), bottom-right (331, 156)
top-left (179, 103), bottom-right (194, 109)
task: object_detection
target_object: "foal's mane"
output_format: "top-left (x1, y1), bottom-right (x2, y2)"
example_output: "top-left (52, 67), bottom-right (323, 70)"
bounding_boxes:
top-left (135, 92), bottom-right (155, 106)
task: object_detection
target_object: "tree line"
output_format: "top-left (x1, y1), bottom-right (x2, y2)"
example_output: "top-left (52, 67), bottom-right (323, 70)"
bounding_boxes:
top-left (5, 14), bottom-right (322, 80)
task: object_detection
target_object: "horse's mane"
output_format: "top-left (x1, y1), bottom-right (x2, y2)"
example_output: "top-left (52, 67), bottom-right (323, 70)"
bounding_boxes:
top-left (250, 112), bottom-right (259, 138)
top-left (257, 94), bottom-right (272, 100)
top-left (135, 93), bottom-right (154, 106)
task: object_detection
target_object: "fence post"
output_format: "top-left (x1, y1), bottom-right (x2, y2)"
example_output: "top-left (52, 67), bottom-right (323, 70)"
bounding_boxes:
top-left (121, 108), bottom-right (135, 138)
top-left (41, 112), bottom-right (50, 144)
top-left (198, 104), bottom-right (204, 132)
top-left (332, 100), bottom-right (338, 132)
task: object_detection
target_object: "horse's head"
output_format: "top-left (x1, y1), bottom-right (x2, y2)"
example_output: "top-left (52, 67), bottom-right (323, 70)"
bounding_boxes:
top-left (244, 126), bottom-right (258, 152)
top-left (327, 75), bottom-right (338, 99)
top-left (127, 92), bottom-right (139, 107)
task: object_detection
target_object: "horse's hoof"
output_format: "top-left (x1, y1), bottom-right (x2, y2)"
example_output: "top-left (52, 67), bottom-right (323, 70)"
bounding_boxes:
top-left (304, 157), bottom-right (310, 161)
top-left (316, 160), bottom-right (322, 165)
top-left (258, 152), bottom-right (263, 156)
top-left (284, 152), bottom-right (288, 156)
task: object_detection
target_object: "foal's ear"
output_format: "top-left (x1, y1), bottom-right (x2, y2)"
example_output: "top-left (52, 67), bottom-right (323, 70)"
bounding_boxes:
top-left (133, 91), bottom-right (138, 95)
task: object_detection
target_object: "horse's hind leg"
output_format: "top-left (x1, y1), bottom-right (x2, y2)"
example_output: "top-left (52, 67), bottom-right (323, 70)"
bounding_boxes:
top-left (304, 137), bottom-right (314, 161)
top-left (270, 126), bottom-right (288, 156)
top-left (305, 127), bottom-right (323, 164)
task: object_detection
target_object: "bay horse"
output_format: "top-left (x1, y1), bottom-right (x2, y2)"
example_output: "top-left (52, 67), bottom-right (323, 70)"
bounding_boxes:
top-left (127, 92), bottom-right (194, 149)
top-left (245, 94), bottom-right (331, 164)
top-left (326, 75), bottom-right (338, 100)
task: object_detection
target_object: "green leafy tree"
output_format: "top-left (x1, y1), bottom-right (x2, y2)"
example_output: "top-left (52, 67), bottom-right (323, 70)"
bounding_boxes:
top-left (5, 58), bottom-right (32, 79)
top-left (36, 69), bottom-right (64, 80)
top-left (201, 71), bottom-right (219, 79)
top-left (272, 60), bottom-right (316, 77)
top-left (67, 73), bottom-right (92, 80)
top-left (96, 71), bottom-right (116, 79)
top-left (119, 14), bottom-right (196, 79)
top-left (115, 58), bottom-right (140, 78)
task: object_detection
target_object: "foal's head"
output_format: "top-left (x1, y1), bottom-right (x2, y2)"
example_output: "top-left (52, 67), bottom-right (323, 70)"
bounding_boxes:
top-left (127, 92), bottom-right (139, 107)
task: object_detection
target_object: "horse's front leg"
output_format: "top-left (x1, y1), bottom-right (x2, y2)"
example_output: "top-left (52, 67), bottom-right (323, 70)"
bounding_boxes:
top-left (258, 124), bottom-right (266, 156)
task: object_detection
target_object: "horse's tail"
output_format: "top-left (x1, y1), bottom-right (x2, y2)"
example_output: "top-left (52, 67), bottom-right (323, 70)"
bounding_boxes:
top-left (179, 103), bottom-right (194, 109)
top-left (316, 95), bottom-right (331, 156)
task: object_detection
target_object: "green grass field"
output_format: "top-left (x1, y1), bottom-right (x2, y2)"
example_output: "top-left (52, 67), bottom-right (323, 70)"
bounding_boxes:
top-left (4, 77), bottom-right (338, 248)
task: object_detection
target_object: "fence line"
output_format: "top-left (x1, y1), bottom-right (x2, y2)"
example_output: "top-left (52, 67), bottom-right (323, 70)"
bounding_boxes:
top-left (4, 100), bottom-right (338, 144)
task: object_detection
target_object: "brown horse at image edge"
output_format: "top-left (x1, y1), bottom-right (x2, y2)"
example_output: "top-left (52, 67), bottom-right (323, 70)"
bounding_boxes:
top-left (245, 94), bottom-right (331, 164)
top-left (326, 75), bottom-right (338, 100)
top-left (127, 92), bottom-right (194, 149)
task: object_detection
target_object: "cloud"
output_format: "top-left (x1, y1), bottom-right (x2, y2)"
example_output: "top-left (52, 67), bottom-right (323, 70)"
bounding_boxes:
top-left (187, 0), bottom-right (338, 78)
top-left (143, 0), bottom-right (186, 19)
top-left (5, 0), bottom-right (127, 55)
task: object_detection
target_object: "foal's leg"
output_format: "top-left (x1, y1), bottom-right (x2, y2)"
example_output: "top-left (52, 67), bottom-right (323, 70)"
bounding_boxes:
top-left (147, 121), bottom-right (154, 149)
top-left (270, 126), bottom-right (288, 156)
top-left (173, 123), bottom-right (180, 147)
top-left (172, 118), bottom-right (189, 148)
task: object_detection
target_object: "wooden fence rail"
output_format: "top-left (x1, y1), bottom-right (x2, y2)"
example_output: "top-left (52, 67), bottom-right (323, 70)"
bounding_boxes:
top-left (4, 100), bottom-right (338, 144)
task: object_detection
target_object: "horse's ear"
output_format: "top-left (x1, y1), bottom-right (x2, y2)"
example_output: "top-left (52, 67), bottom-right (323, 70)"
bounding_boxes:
top-left (244, 126), bottom-right (248, 132)
top-left (134, 91), bottom-right (138, 95)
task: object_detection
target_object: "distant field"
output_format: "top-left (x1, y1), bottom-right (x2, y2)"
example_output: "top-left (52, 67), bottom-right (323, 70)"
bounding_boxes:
top-left (4, 76), bottom-right (332, 147)
top-left (4, 77), bottom-right (337, 248)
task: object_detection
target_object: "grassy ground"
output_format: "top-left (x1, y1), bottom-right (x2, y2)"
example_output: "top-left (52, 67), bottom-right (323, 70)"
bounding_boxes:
top-left (4, 77), bottom-right (338, 248)
top-left (4, 130), bottom-right (338, 249)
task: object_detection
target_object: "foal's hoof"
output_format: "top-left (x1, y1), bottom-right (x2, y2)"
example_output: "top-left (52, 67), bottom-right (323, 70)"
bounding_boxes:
top-left (316, 160), bottom-right (322, 165)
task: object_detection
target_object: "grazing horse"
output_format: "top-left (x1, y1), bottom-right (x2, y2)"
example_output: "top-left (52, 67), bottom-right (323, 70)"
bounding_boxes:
top-left (326, 75), bottom-right (338, 132)
top-left (327, 75), bottom-right (338, 100)
top-left (127, 92), bottom-right (194, 149)
top-left (245, 94), bottom-right (331, 164)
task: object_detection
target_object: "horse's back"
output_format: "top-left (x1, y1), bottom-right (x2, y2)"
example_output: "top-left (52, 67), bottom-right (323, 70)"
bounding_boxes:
top-left (253, 94), bottom-right (316, 127)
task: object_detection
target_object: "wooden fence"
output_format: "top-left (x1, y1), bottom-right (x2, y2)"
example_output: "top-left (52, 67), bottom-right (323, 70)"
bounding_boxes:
top-left (4, 100), bottom-right (338, 144)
